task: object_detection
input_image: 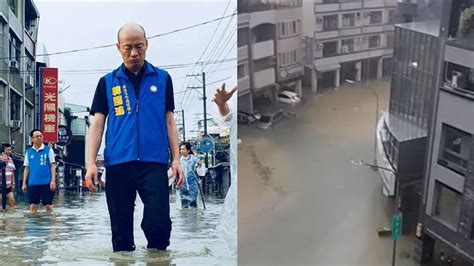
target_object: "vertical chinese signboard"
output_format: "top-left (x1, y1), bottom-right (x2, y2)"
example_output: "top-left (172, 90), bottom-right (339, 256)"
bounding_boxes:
top-left (40, 67), bottom-right (58, 143)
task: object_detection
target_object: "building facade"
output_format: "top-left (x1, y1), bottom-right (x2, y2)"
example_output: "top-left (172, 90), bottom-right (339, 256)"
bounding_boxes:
top-left (377, 21), bottom-right (440, 234)
top-left (237, 0), bottom-right (304, 114)
top-left (302, 0), bottom-right (397, 93)
top-left (0, 0), bottom-right (39, 156)
top-left (415, 0), bottom-right (474, 264)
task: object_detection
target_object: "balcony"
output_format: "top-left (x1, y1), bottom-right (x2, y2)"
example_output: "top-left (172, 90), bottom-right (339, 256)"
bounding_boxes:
top-left (314, 3), bottom-right (339, 13)
top-left (339, 27), bottom-right (361, 37)
top-left (340, 1), bottom-right (362, 10)
top-left (253, 68), bottom-right (276, 90)
top-left (362, 0), bottom-right (386, 8)
top-left (238, 45), bottom-right (248, 61)
top-left (445, 44), bottom-right (474, 69)
top-left (315, 30), bottom-right (339, 40)
top-left (238, 76), bottom-right (251, 95)
top-left (363, 25), bottom-right (385, 34)
top-left (252, 40), bottom-right (274, 60)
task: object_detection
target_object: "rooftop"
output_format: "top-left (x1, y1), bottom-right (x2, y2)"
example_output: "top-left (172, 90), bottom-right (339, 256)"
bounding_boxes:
top-left (397, 20), bottom-right (440, 37)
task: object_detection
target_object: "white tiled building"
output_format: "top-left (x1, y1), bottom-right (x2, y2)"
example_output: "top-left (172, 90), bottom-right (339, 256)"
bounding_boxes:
top-left (303, 0), bottom-right (397, 92)
top-left (238, 0), bottom-right (304, 114)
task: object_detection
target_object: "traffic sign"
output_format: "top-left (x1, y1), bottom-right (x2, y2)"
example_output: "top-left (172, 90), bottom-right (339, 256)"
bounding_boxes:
top-left (391, 213), bottom-right (402, 240)
top-left (199, 136), bottom-right (215, 153)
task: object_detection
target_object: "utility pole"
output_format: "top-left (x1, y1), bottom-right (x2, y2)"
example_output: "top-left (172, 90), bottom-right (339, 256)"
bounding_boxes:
top-left (186, 72), bottom-right (209, 167)
top-left (181, 109), bottom-right (186, 142)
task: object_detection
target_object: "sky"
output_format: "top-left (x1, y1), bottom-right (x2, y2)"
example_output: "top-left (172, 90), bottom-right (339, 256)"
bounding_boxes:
top-left (34, 0), bottom-right (237, 138)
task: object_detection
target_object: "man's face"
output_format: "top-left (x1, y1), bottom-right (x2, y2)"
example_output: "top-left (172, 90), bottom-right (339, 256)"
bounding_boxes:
top-left (32, 131), bottom-right (43, 146)
top-left (117, 28), bottom-right (148, 72)
top-left (3, 147), bottom-right (12, 156)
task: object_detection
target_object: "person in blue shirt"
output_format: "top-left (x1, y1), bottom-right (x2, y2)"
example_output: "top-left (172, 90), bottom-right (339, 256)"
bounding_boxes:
top-left (179, 142), bottom-right (201, 208)
top-left (85, 23), bottom-right (184, 252)
top-left (21, 129), bottom-right (56, 214)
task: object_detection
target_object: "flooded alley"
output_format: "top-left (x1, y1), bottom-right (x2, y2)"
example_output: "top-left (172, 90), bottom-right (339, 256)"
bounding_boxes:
top-left (238, 81), bottom-right (416, 265)
top-left (0, 191), bottom-right (234, 265)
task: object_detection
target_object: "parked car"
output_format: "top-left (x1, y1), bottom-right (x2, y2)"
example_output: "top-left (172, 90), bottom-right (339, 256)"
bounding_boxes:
top-left (256, 109), bottom-right (285, 130)
top-left (278, 90), bottom-right (301, 104)
top-left (238, 111), bottom-right (260, 125)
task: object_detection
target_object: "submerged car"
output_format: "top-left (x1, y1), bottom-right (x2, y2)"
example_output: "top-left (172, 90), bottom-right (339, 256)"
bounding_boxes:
top-left (256, 110), bottom-right (285, 130)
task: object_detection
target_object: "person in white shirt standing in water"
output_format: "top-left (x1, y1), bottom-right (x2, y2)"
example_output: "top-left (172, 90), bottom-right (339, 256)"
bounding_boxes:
top-left (213, 83), bottom-right (237, 252)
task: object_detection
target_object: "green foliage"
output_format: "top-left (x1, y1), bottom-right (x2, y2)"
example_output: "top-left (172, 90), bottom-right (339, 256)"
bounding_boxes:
top-left (458, 6), bottom-right (474, 38)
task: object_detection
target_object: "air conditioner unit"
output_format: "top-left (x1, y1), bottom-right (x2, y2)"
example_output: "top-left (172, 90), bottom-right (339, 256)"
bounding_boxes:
top-left (316, 17), bottom-right (323, 24)
top-left (10, 120), bottom-right (22, 129)
top-left (316, 43), bottom-right (324, 50)
top-left (9, 60), bottom-right (19, 69)
top-left (341, 45), bottom-right (349, 53)
top-left (452, 71), bottom-right (467, 89)
top-left (363, 12), bottom-right (370, 17)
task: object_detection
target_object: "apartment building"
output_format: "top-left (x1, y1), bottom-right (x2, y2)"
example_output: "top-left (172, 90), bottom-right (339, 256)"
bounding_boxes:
top-left (415, 0), bottom-right (474, 264)
top-left (237, 0), bottom-right (304, 114)
top-left (302, 0), bottom-right (397, 93)
top-left (0, 0), bottom-right (39, 156)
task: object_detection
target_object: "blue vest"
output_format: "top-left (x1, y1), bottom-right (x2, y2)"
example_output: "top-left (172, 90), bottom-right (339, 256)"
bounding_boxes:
top-left (26, 146), bottom-right (52, 186)
top-left (103, 61), bottom-right (169, 167)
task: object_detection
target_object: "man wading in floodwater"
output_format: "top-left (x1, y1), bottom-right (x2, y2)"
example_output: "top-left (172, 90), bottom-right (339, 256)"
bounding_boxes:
top-left (85, 23), bottom-right (184, 252)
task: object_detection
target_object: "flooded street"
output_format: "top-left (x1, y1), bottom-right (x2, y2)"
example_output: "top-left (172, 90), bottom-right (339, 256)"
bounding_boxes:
top-left (238, 81), bottom-right (415, 265)
top-left (0, 191), bottom-right (234, 265)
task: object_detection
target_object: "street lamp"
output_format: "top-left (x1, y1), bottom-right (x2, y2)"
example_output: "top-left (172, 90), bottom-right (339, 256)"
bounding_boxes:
top-left (346, 78), bottom-right (379, 169)
top-left (351, 159), bottom-right (401, 266)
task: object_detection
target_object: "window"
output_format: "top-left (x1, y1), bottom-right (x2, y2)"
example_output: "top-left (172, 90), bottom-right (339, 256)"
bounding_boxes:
top-left (386, 33), bottom-right (394, 48)
top-left (323, 15), bottom-right (338, 31)
top-left (253, 57), bottom-right (274, 72)
top-left (342, 14), bottom-right (355, 27)
top-left (238, 64), bottom-right (245, 78)
top-left (8, 0), bottom-right (18, 17)
top-left (388, 10), bottom-right (396, 24)
top-left (280, 20), bottom-right (298, 38)
top-left (369, 11), bottom-right (382, 24)
top-left (279, 50), bottom-right (297, 67)
top-left (369, 35), bottom-right (381, 48)
top-left (25, 104), bottom-right (33, 145)
top-left (238, 28), bottom-right (249, 47)
top-left (9, 32), bottom-right (20, 65)
top-left (434, 181), bottom-right (462, 230)
top-left (26, 53), bottom-right (34, 84)
top-left (322, 41), bottom-right (338, 57)
top-left (10, 90), bottom-right (21, 121)
top-left (0, 85), bottom-right (4, 125)
top-left (341, 39), bottom-right (354, 53)
top-left (438, 124), bottom-right (471, 176)
top-left (471, 220), bottom-right (474, 240)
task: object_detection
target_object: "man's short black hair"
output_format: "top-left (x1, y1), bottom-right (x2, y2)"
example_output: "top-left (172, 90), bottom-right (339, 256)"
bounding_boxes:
top-left (30, 129), bottom-right (42, 138)
top-left (2, 143), bottom-right (11, 152)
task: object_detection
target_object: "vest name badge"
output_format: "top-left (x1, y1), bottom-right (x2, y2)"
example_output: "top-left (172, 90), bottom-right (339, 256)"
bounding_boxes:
top-left (111, 85), bottom-right (127, 116)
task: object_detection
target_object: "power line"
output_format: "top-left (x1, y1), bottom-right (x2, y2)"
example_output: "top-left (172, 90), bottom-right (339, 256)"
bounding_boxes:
top-left (200, 7), bottom-right (237, 74)
top-left (60, 66), bottom-right (236, 95)
top-left (179, 4), bottom-right (235, 107)
top-left (206, 41), bottom-right (237, 80)
top-left (0, 13), bottom-right (237, 61)
top-left (179, 7), bottom-right (237, 108)
top-left (0, 57), bottom-right (237, 75)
